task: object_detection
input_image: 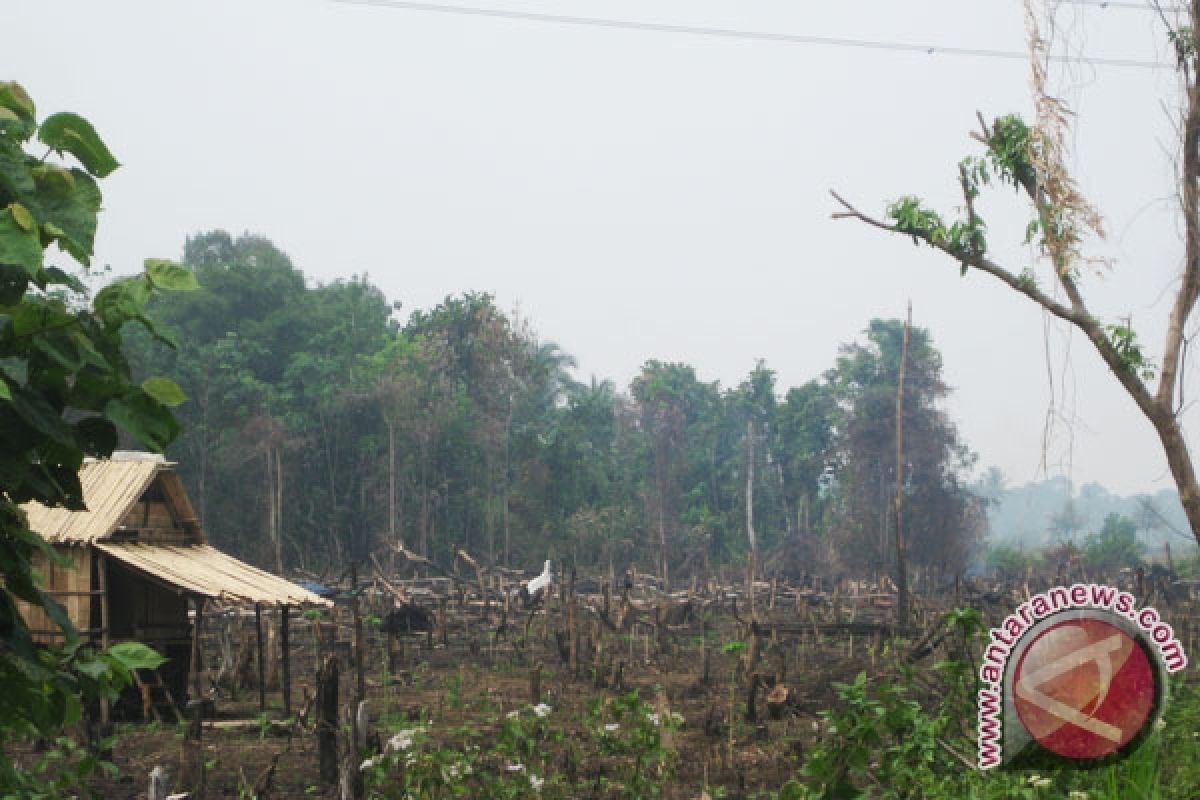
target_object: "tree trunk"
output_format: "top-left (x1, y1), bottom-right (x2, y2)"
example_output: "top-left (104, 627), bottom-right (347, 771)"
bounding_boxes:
top-left (386, 418), bottom-right (397, 567)
top-left (893, 305), bottom-right (911, 629)
top-left (275, 446), bottom-right (284, 574)
top-left (1152, 407), bottom-right (1200, 542)
top-left (745, 418), bottom-right (757, 580)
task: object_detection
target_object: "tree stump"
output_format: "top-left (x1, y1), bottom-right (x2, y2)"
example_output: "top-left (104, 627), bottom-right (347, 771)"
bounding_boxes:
top-left (317, 656), bottom-right (340, 786)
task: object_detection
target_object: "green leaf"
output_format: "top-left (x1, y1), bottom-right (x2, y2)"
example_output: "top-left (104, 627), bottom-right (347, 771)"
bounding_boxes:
top-left (94, 276), bottom-right (150, 329)
top-left (27, 167), bottom-right (100, 265)
top-left (0, 82), bottom-right (35, 121)
top-left (0, 82), bottom-right (35, 140)
top-left (73, 416), bottom-right (118, 456)
top-left (41, 266), bottom-right (87, 294)
top-left (75, 658), bottom-right (111, 681)
top-left (10, 202), bottom-right (33, 232)
top-left (8, 385), bottom-right (75, 447)
top-left (0, 203), bottom-right (43, 276)
top-left (145, 259), bottom-right (199, 291)
top-left (141, 376), bottom-right (187, 407)
top-left (104, 390), bottom-right (179, 452)
top-left (0, 141), bottom-right (34, 196)
top-left (106, 641), bottom-right (166, 672)
top-left (0, 377), bottom-right (10, 401)
top-left (133, 313), bottom-right (179, 349)
top-left (37, 112), bottom-right (119, 178)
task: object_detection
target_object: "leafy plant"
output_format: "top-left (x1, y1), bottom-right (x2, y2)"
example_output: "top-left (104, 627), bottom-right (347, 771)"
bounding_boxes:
top-left (0, 80), bottom-right (193, 795)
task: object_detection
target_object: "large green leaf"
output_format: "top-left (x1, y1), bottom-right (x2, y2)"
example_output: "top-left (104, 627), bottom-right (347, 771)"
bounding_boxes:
top-left (40, 266), bottom-right (87, 295)
top-left (93, 276), bottom-right (150, 329)
top-left (72, 416), bottom-right (117, 456)
top-left (104, 390), bottom-right (179, 451)
top-left (0, 141), bottom-right (34, 198)
top-left (0, 82), bottom-right (35, 141)
top-left (141, 376), bottom-right (187, 407)
top-left (106, 641), bottom-right (166, 672)
top-left (0, 262), bottom-right (29, 304)
top-left (9, 298), bottom-right (74, 336)
top-left (8, 386), bottom-right (74, 448)
top-left (26, 167), bottom-right (100, 266)
top-left (0, 204), bottom-right (42, 276)
top-left (37, 112), bottom-right (119, 178)
top-left (0, 83), bottom-right (34, 122)
top-left (145, 258), bottom-right (199, 291)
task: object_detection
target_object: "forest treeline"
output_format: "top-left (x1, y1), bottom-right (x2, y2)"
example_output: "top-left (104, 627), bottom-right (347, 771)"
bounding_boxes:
top-left (125, 230), bottom-right (987, 584)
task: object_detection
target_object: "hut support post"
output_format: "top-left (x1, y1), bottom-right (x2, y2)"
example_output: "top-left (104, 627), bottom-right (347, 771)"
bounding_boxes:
top-left (255, 603), bottom-right (266, 713)
top-left (280, 605), bottom-right (292, 717)
top-left (97, 555), bottom-right (110, 726)
top-left (180, 598), bottom-right (207, 798)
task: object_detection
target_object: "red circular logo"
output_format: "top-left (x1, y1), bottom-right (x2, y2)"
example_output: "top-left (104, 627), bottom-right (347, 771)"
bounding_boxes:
top-left (1013, 617), bottom-right (1156, 760)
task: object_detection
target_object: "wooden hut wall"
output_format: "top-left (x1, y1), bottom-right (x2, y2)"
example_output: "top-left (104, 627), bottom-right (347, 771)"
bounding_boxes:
top-left (18, 545), bottom-right (94, 643)
top-left (117, 482), bottom-right (190, 544)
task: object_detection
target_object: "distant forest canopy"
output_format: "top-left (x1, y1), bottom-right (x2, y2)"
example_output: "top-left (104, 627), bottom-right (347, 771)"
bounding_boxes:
top-left (123, 230), bottom-right (986, 584)
top-left (974, 468), bottom-right (1197, 559)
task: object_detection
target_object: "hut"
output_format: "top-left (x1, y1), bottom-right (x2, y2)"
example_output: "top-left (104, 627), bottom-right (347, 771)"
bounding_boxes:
top-left (18, 451), bottom-right (329, 717)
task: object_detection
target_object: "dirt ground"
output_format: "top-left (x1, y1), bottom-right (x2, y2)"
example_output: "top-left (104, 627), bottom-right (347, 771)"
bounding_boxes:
top-left (74, 589), bottom-right (923, 797)
top-left (57, 579), bottom-right (1200, 798)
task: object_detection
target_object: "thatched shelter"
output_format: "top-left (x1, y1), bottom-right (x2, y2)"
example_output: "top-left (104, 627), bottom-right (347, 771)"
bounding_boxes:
top-left (18, 451), bottom-right (329, 716)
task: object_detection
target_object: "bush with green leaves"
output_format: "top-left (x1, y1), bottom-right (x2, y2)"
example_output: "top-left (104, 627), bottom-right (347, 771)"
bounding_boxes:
top-left (0, 80), bottom-right (193, 795)
top-left (1083, 513), bottom-right (1146, 572)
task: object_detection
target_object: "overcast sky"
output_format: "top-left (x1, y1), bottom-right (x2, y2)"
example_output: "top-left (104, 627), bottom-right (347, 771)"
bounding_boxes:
top-left (9, 0), bottom-right (1194, 495)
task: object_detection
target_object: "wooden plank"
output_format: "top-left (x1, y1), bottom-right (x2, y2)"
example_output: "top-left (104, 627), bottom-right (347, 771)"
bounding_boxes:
top-left (280, 605), bottom-right (292, 717)
top-left (255, 604), bottom-right (266, 712)
top-left (98, 554), bottom-right (110, 726)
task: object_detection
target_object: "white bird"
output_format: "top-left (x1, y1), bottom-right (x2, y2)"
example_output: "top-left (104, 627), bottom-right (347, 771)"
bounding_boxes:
top-left (519, 560), bottom-right (554, 607)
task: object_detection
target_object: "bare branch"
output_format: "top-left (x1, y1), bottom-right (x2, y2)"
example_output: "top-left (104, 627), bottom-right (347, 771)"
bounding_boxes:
top-left (829, 190), bottom-right (1157, 418)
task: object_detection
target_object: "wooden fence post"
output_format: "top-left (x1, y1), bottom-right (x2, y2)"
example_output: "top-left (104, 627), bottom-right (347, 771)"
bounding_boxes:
top-left (281, 605), bottom-right (292, 717)
top-left (317, 655), bottom-right (339, 785)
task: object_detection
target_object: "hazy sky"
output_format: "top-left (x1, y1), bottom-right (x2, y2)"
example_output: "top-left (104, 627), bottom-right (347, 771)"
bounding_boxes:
top-left (9, 0), bottom-right (1194, 495)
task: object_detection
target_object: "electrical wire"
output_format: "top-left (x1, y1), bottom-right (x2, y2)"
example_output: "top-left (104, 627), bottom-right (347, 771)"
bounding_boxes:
top-left (330, 0), bottom-right (1173, 69)
top-left (1058, 0), bottom-right (1182, 9)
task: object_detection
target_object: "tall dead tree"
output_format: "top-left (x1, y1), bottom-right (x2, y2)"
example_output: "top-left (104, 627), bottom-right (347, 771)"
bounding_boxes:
top-left (894, 304), bottom-right (911, 629)
top-left (745, 418), bottom-right (758, 589)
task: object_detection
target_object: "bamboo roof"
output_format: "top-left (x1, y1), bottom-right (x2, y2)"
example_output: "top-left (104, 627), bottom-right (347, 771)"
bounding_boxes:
top-left (22, 452), bottom-right (329, 608)
top-left (97, 542), bottom-right (330, 607)
top-left (21, 452), bottom-right (201, 544)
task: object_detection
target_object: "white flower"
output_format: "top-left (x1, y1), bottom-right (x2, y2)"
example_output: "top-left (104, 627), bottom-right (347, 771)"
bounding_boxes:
top-left (359, 755), bottom-right (381, 772)
top-left (1155, 717), bottom-right (1166, 731)
top-left (506, 710), bottom-right (520, 719)
top-left (506, 763), bottom-right (525, 773)
top-left (647, 712), bottom-right (661, 726)
top-left (532, 703), bottom-right (552, 718)
top-left (386, 728), bottom-right (420, 753)
top-left (442, 764), bottom-right (462, 781)
top-left (603, 723), bottom-right (620, 733)
top-left (1028, 775), bottom-right (1052, 789)
top-left (1068, 792), bottom-right (1089, 800)
top-left (530, 774), bottom-right (544, 791)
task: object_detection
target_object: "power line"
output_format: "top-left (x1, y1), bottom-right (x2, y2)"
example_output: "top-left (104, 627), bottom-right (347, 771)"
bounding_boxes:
top-left (1058, 0), bottom-right (1181, 9)
top-left (331, 0), bottom-right (1172, 69)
